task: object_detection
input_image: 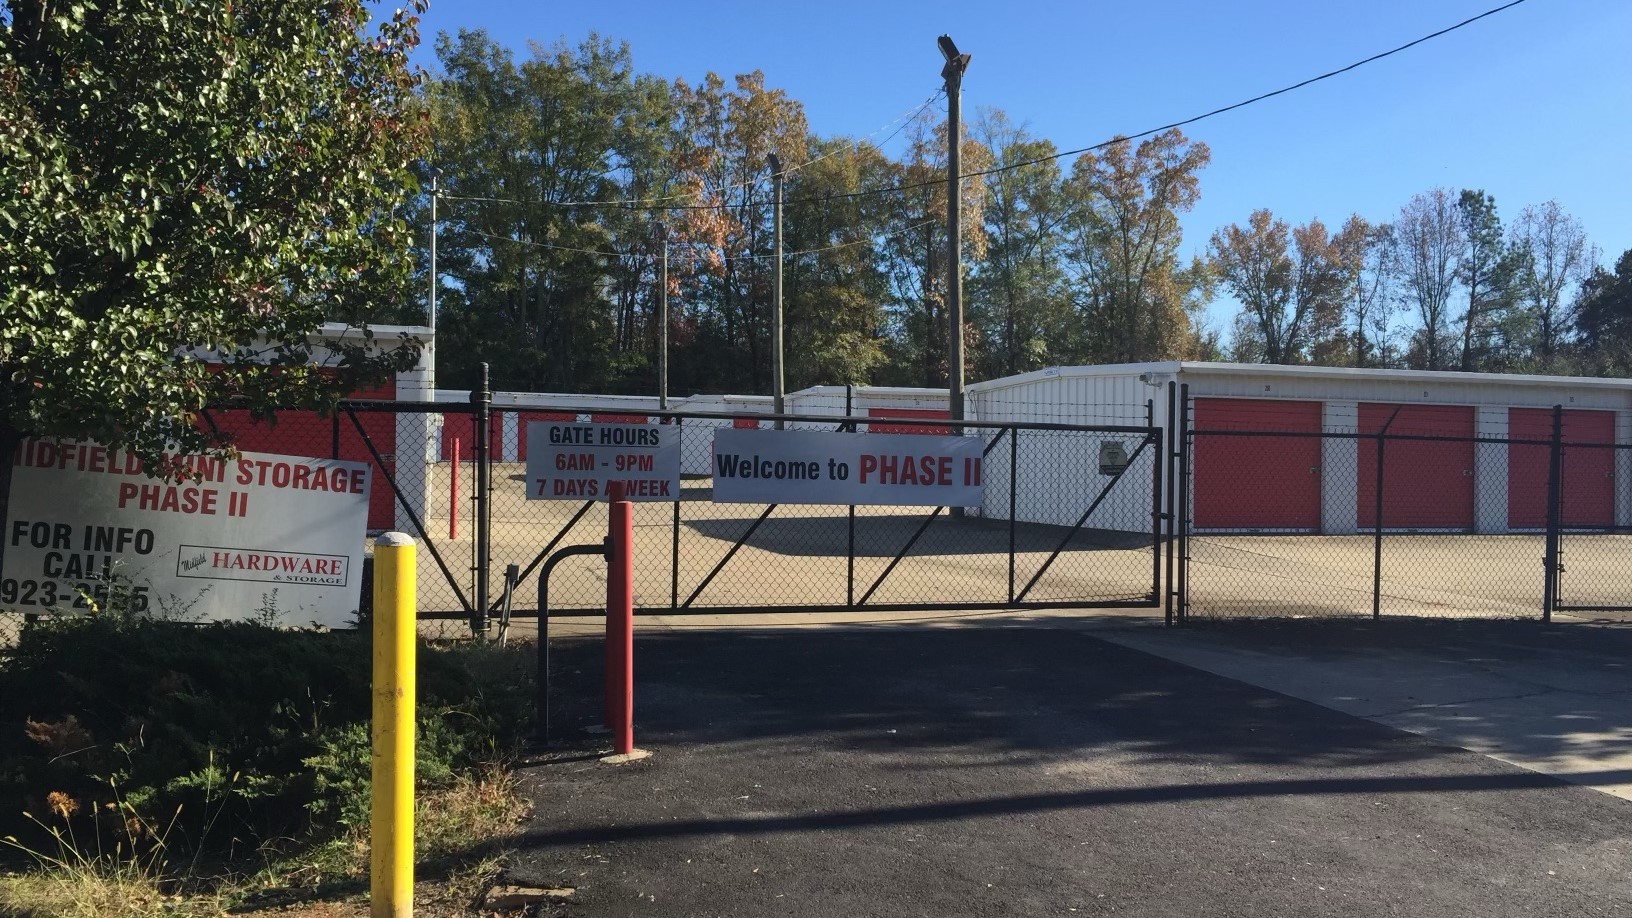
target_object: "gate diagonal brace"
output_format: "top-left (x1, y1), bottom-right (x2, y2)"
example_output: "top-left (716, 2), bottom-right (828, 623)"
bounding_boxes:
top-left (1017, 433), bottom-right (1154, 604)
top-left (856, 506), bottom-right (945, 606)
top-left (345, 406), bottom-right (475, 616)
top-left (681, 504), bottom-right (780, 608)
top-left (492, 499), bottom-right (596, 616)
top-left (857, 428), bottom-right (1010, 608)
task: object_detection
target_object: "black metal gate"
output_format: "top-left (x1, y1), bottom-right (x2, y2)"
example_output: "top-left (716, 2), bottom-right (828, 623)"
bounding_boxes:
top-left (340, 394), bottom-right (1165, 627)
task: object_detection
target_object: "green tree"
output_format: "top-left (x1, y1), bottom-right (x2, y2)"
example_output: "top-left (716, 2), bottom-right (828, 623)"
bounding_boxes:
top-left (0, 0), bottom-right (424, 461)
top-left (422, 31), bottom-right (662, 393)
top-left (875, 114), bottom-right (990, 387)
top-left (969, 110), bottom-right (1070, 379)
top-left (1575, 248), bottom-right (1632, 374)
top-left (1453, 190), bottom-right (1520, 371)
top-left (1343, 221), bottom-right (1397, 368)
top-left (1210, 210), bottom-right (1365, 365)
top-left (780, 138), bottom-right (895, 386)
top-left (1061, 130), bottom-right (1210, 363)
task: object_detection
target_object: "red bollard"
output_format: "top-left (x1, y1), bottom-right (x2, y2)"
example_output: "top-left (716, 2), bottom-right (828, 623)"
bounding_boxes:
top-left (604, 482), bottom-right (635, 754)
top-left (449, 437), bottom-right (459, 540)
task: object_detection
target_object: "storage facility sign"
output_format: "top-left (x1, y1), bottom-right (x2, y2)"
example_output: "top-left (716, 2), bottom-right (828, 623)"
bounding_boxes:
top-left (711, 429), bottom-right (983, 506)
top-left (2, 441), bottom-right (370, 628)
top-left (525, 421), bottom-right (680, 501)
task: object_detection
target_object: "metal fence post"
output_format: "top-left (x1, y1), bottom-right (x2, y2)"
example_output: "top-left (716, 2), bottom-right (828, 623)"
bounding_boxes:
top-left (1008, 424), bottom-right (1018, 604)
top-left (1543, 404), bottom-right (1564, 621)
top-left (1177, 384), bottom-right (1190, 621)
top-left (470, 364), bottom-right (492, 636)
top-left (1164, 381), bottom-right (1177, 626)
top-left (846, 385), bottom-right (856, 609)
top-left (671, 416), bottom-right (681, 611)
top-left (1372, 429), bottom-right (1385, 620)
top-left (1150, 426), bottom-right (1162, 606)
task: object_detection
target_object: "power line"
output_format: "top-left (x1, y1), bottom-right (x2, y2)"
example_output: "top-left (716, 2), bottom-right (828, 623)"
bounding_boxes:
top-left (437, 88), bottom-right (943, 211)
top-left (464, 219), bottom-right (940, 263)
top-left (439, 0), bottom-right (1529, 214)
top-left (962, 0), bottom-right (1532, 183)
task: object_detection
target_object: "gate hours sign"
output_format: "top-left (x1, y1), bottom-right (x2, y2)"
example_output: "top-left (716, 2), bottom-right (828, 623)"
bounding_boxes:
top-left (525, 421), bottom-right (680, 501)
top-left (711, 429), bottom-right (983, 506)
top-left (2, 440), bottom-right (370, 627)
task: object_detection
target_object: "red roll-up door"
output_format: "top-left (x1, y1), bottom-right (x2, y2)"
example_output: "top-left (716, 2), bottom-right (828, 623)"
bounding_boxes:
top-left (210, 377), bottom-right (398, 531)
top-left (1509, 408), bottom-right (1614, 529)
top-left (440, 411), bottom-right (504, 461)
top-left (1357, 404), bottom-right (1474, 530)
top-left (1192, 398), bottom-right (1322, 530)
top-left (867, 407), bottom-right (949, 435)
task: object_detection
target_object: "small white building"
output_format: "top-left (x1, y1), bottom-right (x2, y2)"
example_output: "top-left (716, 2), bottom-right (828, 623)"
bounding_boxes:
top-left (431, 384), bottom-right (951, 476)
top-left (967, 362), bottom-right (1632, 535)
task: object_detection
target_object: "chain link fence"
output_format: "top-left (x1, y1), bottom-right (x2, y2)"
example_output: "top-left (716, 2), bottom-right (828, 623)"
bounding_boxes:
top-left (461, 407), bottom-right (1162, 621)
top-left (0, 397), bottom-right (1166, 652)
top-left (1177, 397), bottom-right (1630, 622)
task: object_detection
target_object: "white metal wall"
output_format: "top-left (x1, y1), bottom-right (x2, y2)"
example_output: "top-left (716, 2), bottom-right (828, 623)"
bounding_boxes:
top-left (965, 362), bottom-right (1632, 535)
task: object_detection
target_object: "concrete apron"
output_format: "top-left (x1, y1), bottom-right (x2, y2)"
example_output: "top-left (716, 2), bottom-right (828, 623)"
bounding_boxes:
top-left (1098, 615), bottom-right (1632, 802)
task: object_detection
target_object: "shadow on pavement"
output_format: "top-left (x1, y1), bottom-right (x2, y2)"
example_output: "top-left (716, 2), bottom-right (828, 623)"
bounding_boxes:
top-left (507, 623), bottom-right (1632, 918)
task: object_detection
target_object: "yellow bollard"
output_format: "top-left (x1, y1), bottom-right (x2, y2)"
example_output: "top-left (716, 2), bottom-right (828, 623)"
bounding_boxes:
top-left (371, 532), bottom-right (416, 918)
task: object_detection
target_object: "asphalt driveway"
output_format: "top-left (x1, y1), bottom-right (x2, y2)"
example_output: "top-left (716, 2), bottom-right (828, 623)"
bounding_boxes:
top-left (506, 624), bottom-right (1632, 917)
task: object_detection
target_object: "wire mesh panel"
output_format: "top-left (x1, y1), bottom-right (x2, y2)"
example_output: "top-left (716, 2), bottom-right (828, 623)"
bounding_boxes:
top-left (1555, 441), bottom-right (1632, 614)
top-left (1180, 399), bottom-right (1556, 622)
top-left (0, 401), bottom-right (1161, 648)
top-left (485, 408), bottom-right (1161, 617)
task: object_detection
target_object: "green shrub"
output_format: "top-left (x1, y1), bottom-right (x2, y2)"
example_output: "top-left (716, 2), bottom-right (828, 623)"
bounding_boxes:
top-left (0, 616), bottom-right (534, 866)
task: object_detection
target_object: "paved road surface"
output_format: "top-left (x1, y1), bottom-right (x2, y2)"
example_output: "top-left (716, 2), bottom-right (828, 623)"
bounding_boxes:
top-left (508, 625), bottom-right (1631, 917)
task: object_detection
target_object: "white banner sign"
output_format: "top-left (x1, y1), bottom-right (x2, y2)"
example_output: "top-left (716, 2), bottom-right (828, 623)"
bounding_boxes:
top-left (525, 421), bottom-right (681, 501)
top-left (712, 429), bottom-right (984, 506)
top-left (3, 441), bottom-right (369, 627)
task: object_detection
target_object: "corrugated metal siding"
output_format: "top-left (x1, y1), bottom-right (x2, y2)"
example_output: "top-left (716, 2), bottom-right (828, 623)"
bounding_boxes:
top-left (1181, 369), bottom-right (1632, 412)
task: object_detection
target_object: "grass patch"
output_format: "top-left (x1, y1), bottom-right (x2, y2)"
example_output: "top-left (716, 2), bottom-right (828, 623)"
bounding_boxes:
top-left (0, 616), bottom-right (537, 916)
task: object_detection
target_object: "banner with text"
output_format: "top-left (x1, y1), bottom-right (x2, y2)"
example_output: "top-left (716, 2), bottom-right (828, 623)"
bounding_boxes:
top-left (2, 441), bottom-right (370, 627)
top-left (711, 429), bottom-right (984, 506)
top-left (525, 421), bottom-right (681, 501)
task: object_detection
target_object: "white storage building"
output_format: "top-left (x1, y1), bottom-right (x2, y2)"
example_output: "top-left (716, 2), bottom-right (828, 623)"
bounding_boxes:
top-left (967, 362), bottom-right (1632, 536)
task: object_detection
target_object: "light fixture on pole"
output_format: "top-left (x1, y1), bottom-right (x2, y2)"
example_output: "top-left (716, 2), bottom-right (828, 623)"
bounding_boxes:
top-left (938, 35), bottom-right (970, 436)
top-left (767, 152), bottom-right (786, 430)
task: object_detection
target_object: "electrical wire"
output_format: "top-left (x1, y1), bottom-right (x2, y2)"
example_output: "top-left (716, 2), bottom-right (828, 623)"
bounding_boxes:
top-left (436, 0), bottom-right (1529, 213)
top-left (437, 87), bottom-right (943, 211)
top-left (464, 219), bottom-right (940, 263)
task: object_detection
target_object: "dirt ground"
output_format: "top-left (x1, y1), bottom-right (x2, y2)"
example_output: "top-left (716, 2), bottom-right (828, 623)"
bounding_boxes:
top-left (410, 464), bottom-right (1158, 620)
top-left (395, 461), bottom-right (1632, 629)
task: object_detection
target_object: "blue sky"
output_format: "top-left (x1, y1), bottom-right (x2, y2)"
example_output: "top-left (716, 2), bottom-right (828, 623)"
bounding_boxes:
top-left (407, 0), bottom-right (1630, 334)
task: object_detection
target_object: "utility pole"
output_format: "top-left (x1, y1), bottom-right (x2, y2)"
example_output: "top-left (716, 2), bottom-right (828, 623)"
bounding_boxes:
top-left (938, 36), bottom-right (971, 434)
top-left (656, 222), bottom-right (669, 410)
top-left (427, 167), bottom-right (440, 387)
top-left (768, 152), bottom-right (786, 430)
